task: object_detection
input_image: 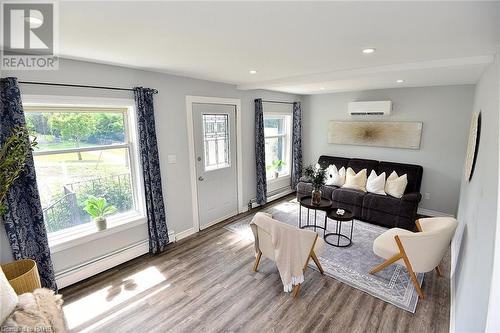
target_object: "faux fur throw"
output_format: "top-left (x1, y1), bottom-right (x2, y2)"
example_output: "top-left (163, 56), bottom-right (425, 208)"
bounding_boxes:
top-left (1, 288), bottom-right (67, 333)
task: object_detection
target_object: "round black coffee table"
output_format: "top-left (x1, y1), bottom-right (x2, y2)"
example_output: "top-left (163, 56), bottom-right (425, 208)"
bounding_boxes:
top-left (325, 209), bottom-right (354, 247)
top-left (299, 195), bottom-right (332, 232)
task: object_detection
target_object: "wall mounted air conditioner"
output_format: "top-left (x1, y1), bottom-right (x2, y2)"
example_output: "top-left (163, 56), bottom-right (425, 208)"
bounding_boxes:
top-left (348, 101), bottom-right (392, 116)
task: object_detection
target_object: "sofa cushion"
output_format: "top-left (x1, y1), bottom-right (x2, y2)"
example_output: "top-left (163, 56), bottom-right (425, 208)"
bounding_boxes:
top-left (347, 158), bottom-right (379, 174)
top-left (343, 168), bottom-right (367, 192)
top-left (363, 193), bottom-right (402, 215)
top-left (318, 155), bottom-right (350, 170)
top-left (378, 161), bottom-right (423, 194)
top-left (332, 188), bottom-right (365, 217)
top-left (325, 165), bottom-right (346, 187)
top-left (385, 171), bottom-right (408, 198)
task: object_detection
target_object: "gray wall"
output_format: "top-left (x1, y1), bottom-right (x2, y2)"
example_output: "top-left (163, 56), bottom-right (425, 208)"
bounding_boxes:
top-left (452, 54), bottom-right (499, 333)
top-left (0, 58), bottom-right (301, 272)
top-left (302, 85), bottom-right (474, 215)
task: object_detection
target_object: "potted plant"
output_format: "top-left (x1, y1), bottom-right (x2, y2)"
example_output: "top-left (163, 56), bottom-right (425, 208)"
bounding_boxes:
top-left (0, 125), bottom-right (37, 215)
top-left (266, 159), bottom-right (286, 179)
top-left (303, 164), bottom-right (327, 205)
top-left (84, 196), bottom-right (117, 231)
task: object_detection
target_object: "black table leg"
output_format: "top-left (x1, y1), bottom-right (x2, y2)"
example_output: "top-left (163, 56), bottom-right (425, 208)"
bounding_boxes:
top-left (350, 219), bottom-right (354, 241)
top-left (324, 213), bottom-right (327, 237)
top-left (299, 204), bottom-right (302, 228)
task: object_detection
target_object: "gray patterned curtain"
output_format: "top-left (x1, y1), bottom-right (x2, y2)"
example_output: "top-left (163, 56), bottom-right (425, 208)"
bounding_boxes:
top-left (0, 77), bottom-right (57, 291)
top-left (255, 99), bottom-right (267, 205)
top-left (134, 87), bottom-right (169, 254)
top-left (291, 102), bottom-right (303, 189)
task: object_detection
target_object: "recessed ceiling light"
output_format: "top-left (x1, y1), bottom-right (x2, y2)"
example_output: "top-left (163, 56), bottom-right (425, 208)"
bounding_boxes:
top-left (396, 79), bottom-right (405, 83)
top-left (249, 70), bottom-right (257, 74)
top-left (362, 48), bottom-right (376, 54)
top-left (320, 87), bottom-right (325, 90)
top-left (24, 16), bottom-right (43, 25)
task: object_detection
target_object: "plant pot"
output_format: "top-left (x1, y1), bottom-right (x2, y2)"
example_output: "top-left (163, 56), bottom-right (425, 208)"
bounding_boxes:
top-left (95, 217), bottom-right (107, 231)
top-left (311, 188), bottom-right (322, 205)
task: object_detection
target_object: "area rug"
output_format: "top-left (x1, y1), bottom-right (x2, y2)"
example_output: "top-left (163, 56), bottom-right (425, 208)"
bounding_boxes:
top-left (224, 199), bottom-right (423, 313)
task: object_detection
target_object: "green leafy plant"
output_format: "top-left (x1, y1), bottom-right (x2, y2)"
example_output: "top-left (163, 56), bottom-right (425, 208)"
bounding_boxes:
top-left (272, 159), bottom-right (285, 170)
top-left (83, 196), bottom-right (117, 220)
top-left (303, 164), bottom-right (327, 190)
top-left (0, 125), bottom-right (37, 215)
top-left (266, 159), bottom-right (285, 172)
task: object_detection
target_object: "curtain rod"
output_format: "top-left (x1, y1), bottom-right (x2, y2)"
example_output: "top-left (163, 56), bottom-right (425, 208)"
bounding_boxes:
top-left (18, 81), bottom-right (159, 94)
top-left (260, 99), bottom-right (295, 105)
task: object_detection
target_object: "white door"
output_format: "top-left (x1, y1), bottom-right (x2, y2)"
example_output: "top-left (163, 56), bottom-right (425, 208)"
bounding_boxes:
top-left (193, 103), bottom-right (238, 229)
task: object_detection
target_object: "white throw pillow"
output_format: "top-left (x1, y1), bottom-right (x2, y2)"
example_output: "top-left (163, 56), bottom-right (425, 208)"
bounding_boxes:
top-left (342, 168), bottom-right (367, 192)
top-left (385, 171), bottom-right (408, 198)
top-left (325, 165), bottom-right (346, 187)
top-left (366, 170), bottom-right (387, 195)
top-left (0, 267), bottom-right (18, 323)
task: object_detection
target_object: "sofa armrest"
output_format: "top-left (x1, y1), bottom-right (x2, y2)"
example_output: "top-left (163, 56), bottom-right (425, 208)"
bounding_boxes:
top-left (401, 192), bottom-right (422, 202)
top-left (299, 176), bottom-right (311, 183)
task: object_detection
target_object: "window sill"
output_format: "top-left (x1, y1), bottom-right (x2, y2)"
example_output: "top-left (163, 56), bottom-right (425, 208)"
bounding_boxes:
top-left (267, 175), bottom-right (291, 184)
top-left (48, 212), bottom-right (147, 254)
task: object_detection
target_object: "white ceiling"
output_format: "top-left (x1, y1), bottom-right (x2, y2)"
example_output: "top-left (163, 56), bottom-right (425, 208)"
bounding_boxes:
top-left (58, 1), bottom-right (500, 94)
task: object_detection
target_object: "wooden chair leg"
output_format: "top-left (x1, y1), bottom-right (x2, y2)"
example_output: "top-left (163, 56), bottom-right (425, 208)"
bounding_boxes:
top-left (435, 264), bottom-right (443, 277)
top-left (292, 284), bottom-right (301, 298)
top-left (395, 236), bottom-right (425, 299)
top-left (369, 253), bottom-right (402, 274)
top-left (311, 251), bottom-right (324, 275)
top-left (253, 251), bottom-right (262, 272)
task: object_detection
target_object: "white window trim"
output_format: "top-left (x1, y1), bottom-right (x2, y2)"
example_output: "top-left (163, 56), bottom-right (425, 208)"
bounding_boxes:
top-left (22, 95), bottom-right (147, 251)
top-left (263, 112), bottom-right (293, 184)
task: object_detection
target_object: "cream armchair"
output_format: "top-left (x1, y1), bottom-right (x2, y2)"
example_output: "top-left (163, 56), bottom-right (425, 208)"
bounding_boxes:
top-left (251, 214), bottom-right (324, 297)
top-left (370, 217), bottom-right (458, 298)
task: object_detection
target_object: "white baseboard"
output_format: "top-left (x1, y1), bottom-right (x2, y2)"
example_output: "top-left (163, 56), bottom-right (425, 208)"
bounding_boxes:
top-left (250, 189), bottom-right (295, 209)
top-left (56, 230), bottom-right (175, 289)
top-left (417, 208), bottom-right (455, 217)
top-left (56, 240), bottom-right (149, 289)
top-left (175, 227), bottom-right (197, 241)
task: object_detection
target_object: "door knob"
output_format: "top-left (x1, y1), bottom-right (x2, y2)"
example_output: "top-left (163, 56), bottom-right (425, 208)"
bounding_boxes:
top-left (198, 176), bottom-right (204, 181)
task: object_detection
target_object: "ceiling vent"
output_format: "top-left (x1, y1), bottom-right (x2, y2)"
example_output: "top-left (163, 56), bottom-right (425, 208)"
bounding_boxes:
top-left (348, 101), bottom-right (392, 116)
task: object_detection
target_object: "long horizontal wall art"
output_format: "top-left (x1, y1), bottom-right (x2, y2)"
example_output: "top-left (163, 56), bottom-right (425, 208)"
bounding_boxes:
top-left (328, 121), bottom-right (423, 149)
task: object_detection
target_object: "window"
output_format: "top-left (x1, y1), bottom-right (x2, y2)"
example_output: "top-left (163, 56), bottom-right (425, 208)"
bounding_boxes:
top-left (25, 105), bottom-right (143, 236)
top-left (264, 113), bottom-right (292, 181)
top-left (202, 114), bottom-right (230, 171)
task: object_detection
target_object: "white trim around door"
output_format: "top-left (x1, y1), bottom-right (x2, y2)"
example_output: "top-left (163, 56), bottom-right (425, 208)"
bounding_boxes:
top-left (186, 96), bottom-right (243, 232)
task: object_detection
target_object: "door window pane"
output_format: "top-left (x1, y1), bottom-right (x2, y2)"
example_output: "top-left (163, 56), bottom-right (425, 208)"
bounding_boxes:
top-left (202, 114), bottom-right (230, 171)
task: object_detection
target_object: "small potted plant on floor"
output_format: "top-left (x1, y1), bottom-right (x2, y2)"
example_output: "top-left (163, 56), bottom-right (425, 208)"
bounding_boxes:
top-left (303, 164), bottom-right (327, 205)
top-left (84, 196), bottom-right (117, 231)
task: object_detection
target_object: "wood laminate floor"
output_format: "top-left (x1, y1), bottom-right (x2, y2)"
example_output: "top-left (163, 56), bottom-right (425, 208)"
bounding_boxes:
top-left (61, 198), bottom-right (450, 333)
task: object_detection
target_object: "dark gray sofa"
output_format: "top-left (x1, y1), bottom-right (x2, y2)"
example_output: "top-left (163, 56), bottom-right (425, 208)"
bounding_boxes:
top-left (297, 155), bottom-right (423, 230)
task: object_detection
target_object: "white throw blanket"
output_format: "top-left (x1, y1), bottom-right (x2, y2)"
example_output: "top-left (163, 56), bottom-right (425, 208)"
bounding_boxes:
top-left (250, 212), bottom-right (320, 292)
